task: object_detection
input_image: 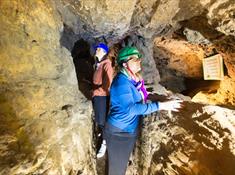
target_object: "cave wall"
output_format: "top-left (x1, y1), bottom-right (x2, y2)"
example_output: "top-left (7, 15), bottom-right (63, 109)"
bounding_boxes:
top-left (0, 1), bottom-right (95, 174)
top-left (0, 0), bottom-right (235, 175)
top-left (127, 102), bottom-right (235, 175)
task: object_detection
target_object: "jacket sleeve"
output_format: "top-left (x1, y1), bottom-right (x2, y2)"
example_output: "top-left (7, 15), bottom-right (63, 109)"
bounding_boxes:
top-left (103, 62), bottom-right (113, 91)
top-left (114, 84), bottom-right (159, 116)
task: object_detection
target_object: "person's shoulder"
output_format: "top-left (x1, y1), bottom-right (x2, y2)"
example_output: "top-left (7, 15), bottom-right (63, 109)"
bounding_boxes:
top-left (111, 79), bottom-right (130, 95)
top-left (112, 73), bottom-right (130, 86)
top-left (102, 59), bottom-right (112, 69)
top-left (104, 59), bottom-right (112, 66)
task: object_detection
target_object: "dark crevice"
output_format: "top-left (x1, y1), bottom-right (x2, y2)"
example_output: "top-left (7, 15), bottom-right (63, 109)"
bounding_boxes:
top-left (71, 39), bottom-right (94, 100)
top-left (182, 78), bottom-right (220, 97)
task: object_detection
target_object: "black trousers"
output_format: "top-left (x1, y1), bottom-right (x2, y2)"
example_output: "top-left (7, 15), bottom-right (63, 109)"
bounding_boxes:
top-left (104, 128), bottom-right (137, 175)
top-left (92, 96), bottom-right (110, 128)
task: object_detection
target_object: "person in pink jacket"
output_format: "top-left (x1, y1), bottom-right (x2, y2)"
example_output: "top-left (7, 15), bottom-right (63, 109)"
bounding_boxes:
top-left (92, 43), bottom-right (113, 158)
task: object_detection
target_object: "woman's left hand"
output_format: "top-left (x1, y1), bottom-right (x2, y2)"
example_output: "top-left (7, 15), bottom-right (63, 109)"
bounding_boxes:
top-left (158, 100), bottom-right (183, 112)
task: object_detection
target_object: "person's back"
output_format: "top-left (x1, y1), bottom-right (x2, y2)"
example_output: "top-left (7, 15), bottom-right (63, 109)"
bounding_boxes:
top-left (91, 43), bottom-right (113, 158)
top-left (108, 72), bottom-right (158, 133)
top-left (92, 58), bottom-right (112, 97)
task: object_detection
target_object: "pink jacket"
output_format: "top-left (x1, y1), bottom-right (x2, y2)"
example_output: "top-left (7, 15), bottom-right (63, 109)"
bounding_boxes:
top-left (92, 58), bottom-right (113, 97)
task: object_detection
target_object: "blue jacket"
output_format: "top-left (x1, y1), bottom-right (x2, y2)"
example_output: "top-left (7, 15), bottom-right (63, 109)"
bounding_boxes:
top-left (107, 72), bottom-right (159, 133)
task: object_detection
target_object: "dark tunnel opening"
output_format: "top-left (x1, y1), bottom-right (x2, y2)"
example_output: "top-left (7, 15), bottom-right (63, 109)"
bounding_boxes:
top-left (71, 39), bottom-right (94, 100)
top-left (182, 78), bottom-right (221, 97)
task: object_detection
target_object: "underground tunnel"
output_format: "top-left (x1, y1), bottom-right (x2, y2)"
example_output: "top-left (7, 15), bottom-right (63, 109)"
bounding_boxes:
top-left (0, 1), bottom-right (235, 175)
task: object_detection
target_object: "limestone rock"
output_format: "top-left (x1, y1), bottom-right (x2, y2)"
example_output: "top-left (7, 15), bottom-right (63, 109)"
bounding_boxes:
top-left (214, 36), bottom-right (235, 80)
top-left (132, 0), bottom-right (235, 38)
top-left (153, 37), bottom-right (205, 92)
top-left (57, 0), bottom-right (137, 42)
top-left (0, 1), bottom-right (95, 174)
top-left (127, 102), bottom-right (235, 175)
top-left (193, 76), bottom-right (235, 106)
top-left (206, 0), bottom-right (235, 36)
top-left (183, 28), bottom-right (211, 45)
top-left (57, 0), bottom-right (235, 43)
top-left (154, 37), bottom-right (204, 78)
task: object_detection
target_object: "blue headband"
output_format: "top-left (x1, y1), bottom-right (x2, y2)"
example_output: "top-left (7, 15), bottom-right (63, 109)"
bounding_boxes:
top-left (95, 43), bottom-right (109, 53)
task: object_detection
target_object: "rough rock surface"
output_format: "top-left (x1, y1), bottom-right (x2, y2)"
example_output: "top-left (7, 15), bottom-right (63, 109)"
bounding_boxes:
top-left (57, 0), bottom-right (138, 42)
top-left (193, 76), bottom-right (235, 106)
top-left (57, 0), bottom-right (235, 40)
top-left (0, 1), bottom-right (95, 174)
top-left (126, 102), bottom-right (235, 175)
top-left (154, 38), bottom-right (204, 79)
top-left (153, 37), bottom-right (205, 92)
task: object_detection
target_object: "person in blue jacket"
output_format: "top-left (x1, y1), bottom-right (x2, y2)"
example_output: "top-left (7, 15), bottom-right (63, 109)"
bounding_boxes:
top-left (104, 46), bottom-right (182, 175)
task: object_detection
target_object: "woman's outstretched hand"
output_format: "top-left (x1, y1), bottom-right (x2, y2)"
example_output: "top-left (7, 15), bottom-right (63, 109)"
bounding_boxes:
top-left (158, 100), bottom-right (183, 112)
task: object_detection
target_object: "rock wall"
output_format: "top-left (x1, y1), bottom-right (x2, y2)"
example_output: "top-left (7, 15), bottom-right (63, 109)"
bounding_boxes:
top-left (127, 102), bottom-right (235, 175)
top-left (153, 37), bottom-right (205, 92)
top-left (0, 1), bottom-right (95, 174)
top-left (193, 76), bottom-right (235, 106)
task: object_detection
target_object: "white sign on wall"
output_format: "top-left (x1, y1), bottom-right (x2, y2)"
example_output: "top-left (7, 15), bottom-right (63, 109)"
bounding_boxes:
top-left (203, 54), bottom-right (224, 80)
